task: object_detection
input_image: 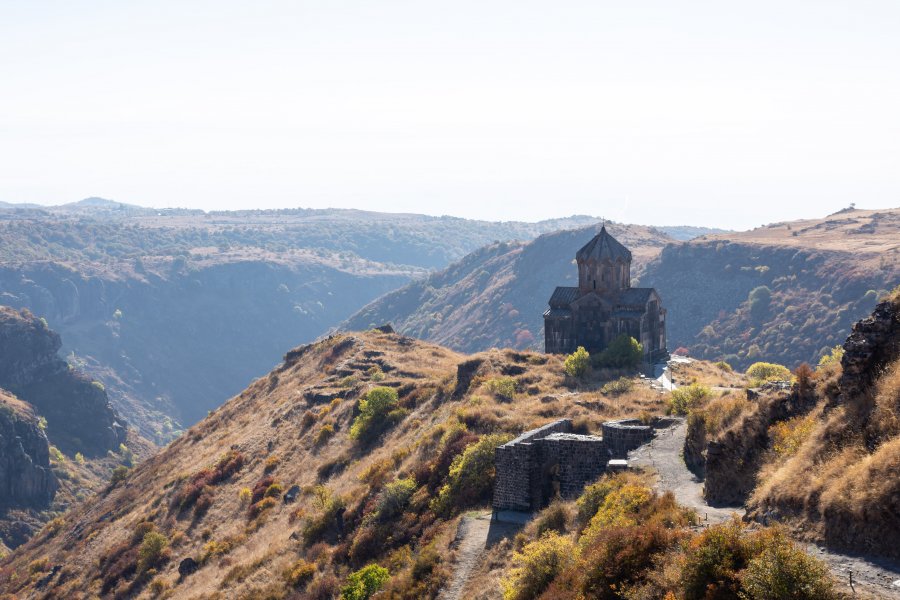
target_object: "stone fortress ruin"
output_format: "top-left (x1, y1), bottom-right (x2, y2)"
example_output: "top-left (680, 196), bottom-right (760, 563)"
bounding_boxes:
top-left (492, 417), bottom-right (661, 513)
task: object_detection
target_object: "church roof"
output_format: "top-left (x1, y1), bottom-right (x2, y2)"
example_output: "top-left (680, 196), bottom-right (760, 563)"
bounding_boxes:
top-left (575, 226), bottom-right (632, 263)
top-left (616, 287), bottom-right (655, 305)
top-left (549, 286), bottom-right (579, 307)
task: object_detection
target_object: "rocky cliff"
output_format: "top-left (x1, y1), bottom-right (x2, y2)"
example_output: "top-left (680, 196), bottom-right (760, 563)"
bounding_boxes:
top-left (0, 306), bottom-right (126, 456)
top-left (838, 296), bottom-right (900, 405)
top-left (0, 391), bottom-right (57, 509)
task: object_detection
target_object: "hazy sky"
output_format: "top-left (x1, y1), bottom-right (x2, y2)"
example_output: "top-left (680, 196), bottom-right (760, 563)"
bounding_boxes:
top-left (2, 1), bottom-right (899, 229)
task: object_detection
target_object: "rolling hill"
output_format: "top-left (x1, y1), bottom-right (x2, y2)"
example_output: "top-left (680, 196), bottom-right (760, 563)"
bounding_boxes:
top-left (345, 208), bottom-right (900, 370)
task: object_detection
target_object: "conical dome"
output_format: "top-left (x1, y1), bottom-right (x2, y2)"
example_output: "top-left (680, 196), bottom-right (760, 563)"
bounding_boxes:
top-left (576, 226), bottom-right (632, 263)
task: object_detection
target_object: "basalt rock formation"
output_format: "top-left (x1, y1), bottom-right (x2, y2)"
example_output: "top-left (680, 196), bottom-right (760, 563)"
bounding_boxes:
top-left (837, 296), bottom-right (900, 405)
top-left (0, 306), bottom-right (126, 456)
top-left (0, 391), bottom-right (57, 509)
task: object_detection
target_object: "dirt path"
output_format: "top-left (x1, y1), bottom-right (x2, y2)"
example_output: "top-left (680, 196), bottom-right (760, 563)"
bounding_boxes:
top-left (630, 419), bottom-right (900, 598)
top-left (438, 512), bottom-right (492, 600)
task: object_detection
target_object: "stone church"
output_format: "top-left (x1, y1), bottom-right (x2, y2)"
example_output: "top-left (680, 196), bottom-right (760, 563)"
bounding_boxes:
top-left (543, 226), bottom-right (667, 363)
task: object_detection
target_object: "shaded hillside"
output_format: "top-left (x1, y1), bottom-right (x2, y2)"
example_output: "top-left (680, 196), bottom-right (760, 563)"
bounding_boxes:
top-left (0, 207), bottom-right (599, 441)
top-left (343, 223), bottom-right (675, 351)
top-left (0, 307), bottom-right (125, 456)
top-left (645, 208), bottom-right (900, 369)
top-left (0, 310), bottom-right (153, 552)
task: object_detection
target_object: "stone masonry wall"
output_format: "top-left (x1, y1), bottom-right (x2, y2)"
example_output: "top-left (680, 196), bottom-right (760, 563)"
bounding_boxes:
top-left (494, 417), bottom-right (658, 512)
top-left (602, 419), bottom-right (654, 458)
top-left (535, 433), bottom-right (608, 500)
top-left (493, 419), bottom-right (573, 511)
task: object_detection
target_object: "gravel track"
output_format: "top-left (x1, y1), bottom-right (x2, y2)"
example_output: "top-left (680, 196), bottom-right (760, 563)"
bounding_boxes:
top-left (630, 419), bottom-right (900, 598)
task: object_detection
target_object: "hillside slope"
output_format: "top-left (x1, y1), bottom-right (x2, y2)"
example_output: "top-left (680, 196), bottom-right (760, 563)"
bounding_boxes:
top-left (0, 207), bottom-right (599, 441)
top-left (0, 327), bottom-right (678, 599)
top-left (346, 208), bottom-right (900, 370)
top-left (343, 223), bottom-right (675, 351)
top-left (645, 207), bottom-right (900, 369)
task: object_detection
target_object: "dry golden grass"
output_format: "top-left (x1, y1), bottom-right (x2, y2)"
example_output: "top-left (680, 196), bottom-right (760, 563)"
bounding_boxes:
top-left (750, 357), bottom-right (900, 557)
top-left (701, 207), bottom-right (900, 269)
top-left (0, 330), bottom-right (681, 599)
top-left (668, 359), bottom-right (749, 389)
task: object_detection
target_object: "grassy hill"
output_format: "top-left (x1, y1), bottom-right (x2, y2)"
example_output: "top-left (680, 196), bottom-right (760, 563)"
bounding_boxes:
top-left (2, 326), bottom-right (855, 599)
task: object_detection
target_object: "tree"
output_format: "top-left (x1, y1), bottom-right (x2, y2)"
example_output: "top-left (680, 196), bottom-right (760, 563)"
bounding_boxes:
top-left (595, 335), bottom-right (643, 369)
top-left (564, 347), bottom-right (590, 378)
top-left (748, 286), bottom-right (772, 321)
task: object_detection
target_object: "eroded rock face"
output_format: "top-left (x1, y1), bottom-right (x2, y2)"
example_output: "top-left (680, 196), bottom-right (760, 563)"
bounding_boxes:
top-left (0, 307), bottom-right (126, 456)
top-left (838, 297), bottom-right (900, 404)
top-left (0, 392), bottom-right (57, 510)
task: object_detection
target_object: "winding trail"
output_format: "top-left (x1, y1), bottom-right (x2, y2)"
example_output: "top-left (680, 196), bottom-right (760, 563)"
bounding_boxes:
top-left (438, 512), bottom-right (492, 600)
top-left (631, 418), bottom-right (900, 598)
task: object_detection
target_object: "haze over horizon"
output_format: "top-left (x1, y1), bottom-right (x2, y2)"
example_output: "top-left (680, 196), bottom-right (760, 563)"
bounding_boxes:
top-left (2, 1), bottom-right (899, 230)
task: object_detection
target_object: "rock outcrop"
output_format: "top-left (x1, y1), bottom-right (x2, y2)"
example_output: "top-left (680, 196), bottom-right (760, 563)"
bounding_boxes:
top-left (0, 306), bottom-right (126, 456)
top-left (838, 296), bottom-right (900, 405)
top-left (0, 391), bottom-right (57, 509)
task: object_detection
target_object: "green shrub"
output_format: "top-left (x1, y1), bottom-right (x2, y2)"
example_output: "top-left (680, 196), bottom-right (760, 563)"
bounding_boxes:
top-left (594, 335), bottom-right (643, 369)
top-left (341, 564), bottom-right (390, 600)
top-left (375, 478), bottom-right (417, 521)
top-left (502, 532), bottom-right (575, 600)
top-left (748, 286), bottom-right (772, 320)
top-left (486, 377), bottom-right (517, 400)
top-left (534, 501), bottom-right (569, 537)
top-left (564, 346), bottom-right (590, 378)
top-left (315, 423), bottom-right (335, 446)
top-left (110, 465), bottom-right (130, 486)
top-left (138, 531), bottom-right (170, 573)
top-left (302, 486), bottom-right (345, 545)
top-left (817, 345), bottom-right (844, 369)
top-left (284, 558), bottom-right (317, 587)
top-left (432, 433), bottom-right (512, 515)
top-left (680, 518), bottom-right (747, 599)
top-left (350, 387), bottom-right (407, 443)
top-left (600, 377), bottom-right (633, 395)
top-left (49, 446), bottom-right (65, 462)
top-left (740, 529), bottom-right (837, 599)
top-left (669, 384), bottom-right (712, 415)
top-left (576, 476), bottom-right (623, 526)
top-left (746, 362), bottom-right (791, 386)
top-left (714, 360), bottom-right (733, 372)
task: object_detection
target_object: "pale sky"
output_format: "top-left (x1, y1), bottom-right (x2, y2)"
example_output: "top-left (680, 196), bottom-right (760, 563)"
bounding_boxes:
top-left (2, 1), bottom-right (899, 229)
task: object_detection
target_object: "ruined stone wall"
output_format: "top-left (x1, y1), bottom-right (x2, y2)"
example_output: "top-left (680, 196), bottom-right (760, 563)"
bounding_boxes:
top-left (536, 433), bottom-right (608, 499)
top-left (601, 419), bottom-right (654, 458)
top-left (493, 419), bottom-right (573, 511)
top-left (494, 417), bottom-right (658, 512)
